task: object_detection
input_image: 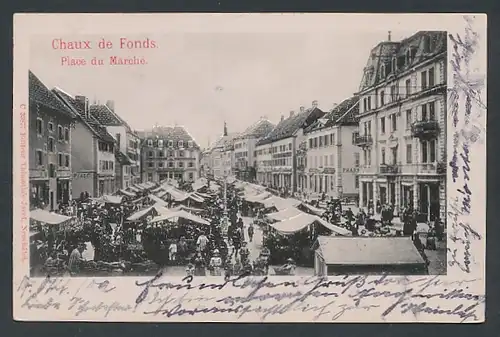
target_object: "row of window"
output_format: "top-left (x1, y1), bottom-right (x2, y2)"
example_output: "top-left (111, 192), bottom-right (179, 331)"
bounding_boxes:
top-left (362, 139), bottom-right (437, 167)
top-left (234, 142), bottom-right (247, 150)
top-left (151, 172), bottom-right (195, 181)
top-left (256, 147), bottom-right (271, 156)
top-left (35, 118), bottom-right (70, 142)
top-left (99, 160), bottom-right (114, 171)
top-left (308, 154), bottom-right (335, 169)
top-left (235, 151), bottom-right (248, 159)
top-left (361, 101), bottom-right (437, 137)
top-left (34, 150), bottom-right (70, 168)
top-left (272, 158), bottom-right (292, 167)
top-left (147, 161), bottom-right (195, 169)
top-left (98, 141), bottom-right (114, 153)
top-left (146, 139), bottom-right (194, 148)
top-left (362, 67), bottom-right (436, 114)
top-left (269, 143), bottom-right (292, 154)
top-left (147, 149), bottom-right (192, 158)
top-left (309, 133), bottom-right (335, 149)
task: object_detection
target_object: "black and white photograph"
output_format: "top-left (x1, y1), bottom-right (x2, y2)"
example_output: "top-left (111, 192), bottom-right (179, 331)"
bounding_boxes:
top-left (14, 13), bottom-right (487, 323)
top-left (26, 28), bottom-right (449, 279)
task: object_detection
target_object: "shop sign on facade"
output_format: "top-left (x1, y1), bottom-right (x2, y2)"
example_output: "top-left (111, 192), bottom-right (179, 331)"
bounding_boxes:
top-left (343, 167), bottom-right (359, 173)
top-left (73, 172), bottom-right (93, 179)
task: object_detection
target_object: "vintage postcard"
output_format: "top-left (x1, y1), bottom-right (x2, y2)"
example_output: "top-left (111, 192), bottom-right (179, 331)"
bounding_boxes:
top-left (13, 13), bottom-right (487, 322)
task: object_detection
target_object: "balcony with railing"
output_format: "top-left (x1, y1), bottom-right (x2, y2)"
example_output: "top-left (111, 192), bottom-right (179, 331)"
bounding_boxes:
top-left (379, 163), bottom-right (400, 175)
top-left (411, 120), bottom-right (439, 140)
top-left (353, 132), bottom-right (373, 147)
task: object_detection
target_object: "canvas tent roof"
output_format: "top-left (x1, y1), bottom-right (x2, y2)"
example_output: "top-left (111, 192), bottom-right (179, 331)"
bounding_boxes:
top-left (147, 194), bottom-right (169, 206)
top-left (117, 189), bottom-right (135, 197)
top-left (269, 213), bottom-right (351, 236)
top-left (187, 193), bottom-right (204, 203)
top-left (267, 208), bottom-right (303, 222)
top-left (127, 204), bottom-right (170, 221)
top-left (244, 192), bottom-right (271, 203)
top-left (150, 210), bottom-right (210, 225)
top-left (313, 236), bottom-right (426, 266)
top-left (128, 186), bottom-right (141, 193)
top-left (30, 209), bottom-right (72, 225)
top-left (298, 202), bottom-right (325, 216)
top-left (261, 196), bottom-right (301, 210)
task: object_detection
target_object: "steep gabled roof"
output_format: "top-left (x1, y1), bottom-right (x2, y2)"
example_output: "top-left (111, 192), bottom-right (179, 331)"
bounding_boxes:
top-left (29, 71), bottom-right (75, 119)
top-left (52, 88), bottom-right (116, 144)
top-left (305, 97), bottom-right (360, 133)
top-left (238, 119), bottom-right (275, 139)
top-left (90, 104), bottom-right (134, 133)
top-left (209, 133), bottom-right (239, 152)
top-left (257, 107), bottom-right (325, 145)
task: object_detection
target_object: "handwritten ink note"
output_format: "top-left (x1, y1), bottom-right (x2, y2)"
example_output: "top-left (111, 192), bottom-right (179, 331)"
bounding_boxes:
top-left (447, 15), bottom-right (487, 275)
top-left (14, 274), bottom-right (484, 322)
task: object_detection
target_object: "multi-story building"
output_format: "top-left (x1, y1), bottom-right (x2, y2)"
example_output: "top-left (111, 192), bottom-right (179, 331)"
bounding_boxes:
top-left (303, 96), bottom-right (360, 200)
top-left (233, 118), bottom-right (274, 182)
top-left (255, 141), bottom-right (273, 187)
top-left (200, 149), bottom-right (211, 178)
top-left (138, 126), bottom-right (201, 183)
top-left (90, 100), bottom-right (141, 189)
top-left (206, 133), bottom-right (238, 179)
top-left (29, 71), bottom-right (75, 210)
top-left (53, 89), bottom-right (117, 198)
top-left (355, 31), bottom-right (447, 221)
top-left (255, 102), bottom-right (325, 194)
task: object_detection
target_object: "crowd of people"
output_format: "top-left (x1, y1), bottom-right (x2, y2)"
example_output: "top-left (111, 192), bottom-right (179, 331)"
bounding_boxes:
top-left (30, 177), bottom-right (444, 277)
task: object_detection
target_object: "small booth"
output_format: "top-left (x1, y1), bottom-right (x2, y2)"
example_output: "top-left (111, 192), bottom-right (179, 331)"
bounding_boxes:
top-left (264, 213), bottom-right (350, 267)
top-left (312, 236), bottom-right (428, 276)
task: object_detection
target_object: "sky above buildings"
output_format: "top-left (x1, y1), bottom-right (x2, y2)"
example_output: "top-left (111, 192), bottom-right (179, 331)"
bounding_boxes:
top-left (30, 24), bottom-right (420, 148)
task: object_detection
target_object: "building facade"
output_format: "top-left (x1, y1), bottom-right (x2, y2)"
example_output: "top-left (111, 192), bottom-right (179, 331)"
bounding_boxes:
top-left (29, 71), bottom-right (75, 211)
top-left (303, 97), bottom-right (361, 200)
top-left (138, 126), bottom-right (201, 183)
top-left (255, 102), bottom-right (325, 194)
top-left (90, 101), bottom-right (141, 189)
top-left (355, 31), bottom-right (447, 221)
top-left (233, 118), bottom-right (274, 182)
top-left (204, 125), bottom-right (239, 180)
top-left (53, 89), bottom-right (117, 198)
top-left (255, 142), bottom-right (273, 187)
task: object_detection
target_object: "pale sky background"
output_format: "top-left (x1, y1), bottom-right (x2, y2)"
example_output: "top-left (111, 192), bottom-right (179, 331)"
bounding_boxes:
top-left (30, 30), bottom-right (416, 148)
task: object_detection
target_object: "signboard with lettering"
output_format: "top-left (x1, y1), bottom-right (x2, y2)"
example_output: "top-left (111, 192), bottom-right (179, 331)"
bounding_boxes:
top-left (73, 172), bottom-right (94, 179)
top-left (343, 167), bottom-right (360, 173)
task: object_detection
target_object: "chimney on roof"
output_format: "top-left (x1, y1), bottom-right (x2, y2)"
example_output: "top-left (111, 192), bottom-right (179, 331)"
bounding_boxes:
top-left (300, 106), bottom-right (305, 113)
top-left (312, 100), bottom-right (318, 109)
top-left (289, 110), bottom-right (295, 117)
top-left (106, 100), bottom-right (115, 111)
top-left (75, 95), bottom-right (89, 119)
top-left (281, 115), bottom-right (285, 122)
top-left (388, 31), bottom-right (392, 42)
